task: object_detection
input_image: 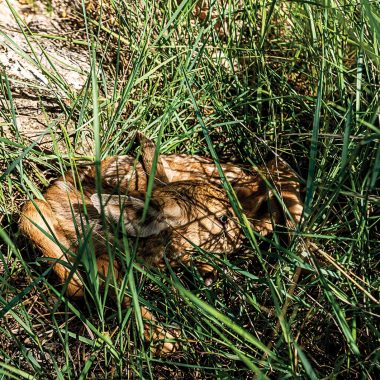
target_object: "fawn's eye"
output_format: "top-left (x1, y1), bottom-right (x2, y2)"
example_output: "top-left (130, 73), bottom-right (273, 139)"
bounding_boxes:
top-left (219, 214), bottom-right (229, 224)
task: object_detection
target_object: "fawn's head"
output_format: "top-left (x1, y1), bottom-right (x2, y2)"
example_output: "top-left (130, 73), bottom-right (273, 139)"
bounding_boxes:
top-left (91, 181), bottom-right (242, 255)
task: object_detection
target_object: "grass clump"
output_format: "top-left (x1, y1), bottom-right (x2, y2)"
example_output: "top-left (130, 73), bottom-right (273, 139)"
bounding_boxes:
top-left (0, 0), bottom-right (379, 378)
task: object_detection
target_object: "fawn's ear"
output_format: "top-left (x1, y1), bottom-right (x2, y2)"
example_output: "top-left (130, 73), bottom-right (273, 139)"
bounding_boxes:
top-left (90, 193), bottom-right (168, 237)
top-left (136, 132), bottom-right (169, 184)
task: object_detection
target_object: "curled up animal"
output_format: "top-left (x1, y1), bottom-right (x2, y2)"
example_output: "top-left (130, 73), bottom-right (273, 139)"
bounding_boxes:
top-left (19, 154), bottom-right (243, 355)
top-left (19, 133), bottom-right (303, 355)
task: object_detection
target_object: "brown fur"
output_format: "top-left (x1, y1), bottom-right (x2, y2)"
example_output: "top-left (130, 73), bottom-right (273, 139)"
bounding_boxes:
top-left (137, 132), bottom-right (303, 236)
top-left (19, 159), bottom-right (241, 354)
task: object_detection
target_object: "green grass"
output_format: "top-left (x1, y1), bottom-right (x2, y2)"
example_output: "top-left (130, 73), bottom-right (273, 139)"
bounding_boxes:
top-left (1, 0), bottom-right (379, 378)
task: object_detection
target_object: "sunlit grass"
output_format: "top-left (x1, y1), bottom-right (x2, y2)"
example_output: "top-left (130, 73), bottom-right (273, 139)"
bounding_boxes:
top-left (0, 0), bottom-right (379, 378)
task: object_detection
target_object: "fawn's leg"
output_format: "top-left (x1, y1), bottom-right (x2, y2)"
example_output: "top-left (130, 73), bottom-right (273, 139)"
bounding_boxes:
top-left (280, 185), bottom-right (303, 230)
top-left (123, 295), bottom-right (180, 355)
top-left (266, 159), bottom-right (303, 230)
top-left (97, 254), bottom-right (179, 355)
top-left (19, 199), bottom-right (84, 298)
top-left (140, 304), bottom-right (180, 355)
top-left (195, 261), bottom-right (217, 286)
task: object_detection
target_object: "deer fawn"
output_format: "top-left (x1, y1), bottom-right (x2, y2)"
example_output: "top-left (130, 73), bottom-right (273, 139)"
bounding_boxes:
top-left (19, 154), bottom-right (242, 354)
top-left (19, 132), bottom-right (303, 354)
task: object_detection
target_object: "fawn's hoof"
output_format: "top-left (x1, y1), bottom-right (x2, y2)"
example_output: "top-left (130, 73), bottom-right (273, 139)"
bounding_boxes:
top-left (146, 324), bottom-right (181, 356)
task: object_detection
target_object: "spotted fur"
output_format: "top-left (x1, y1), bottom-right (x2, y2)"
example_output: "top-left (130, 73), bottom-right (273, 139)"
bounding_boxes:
top-left (19, 157), bottom-right (242, 354)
